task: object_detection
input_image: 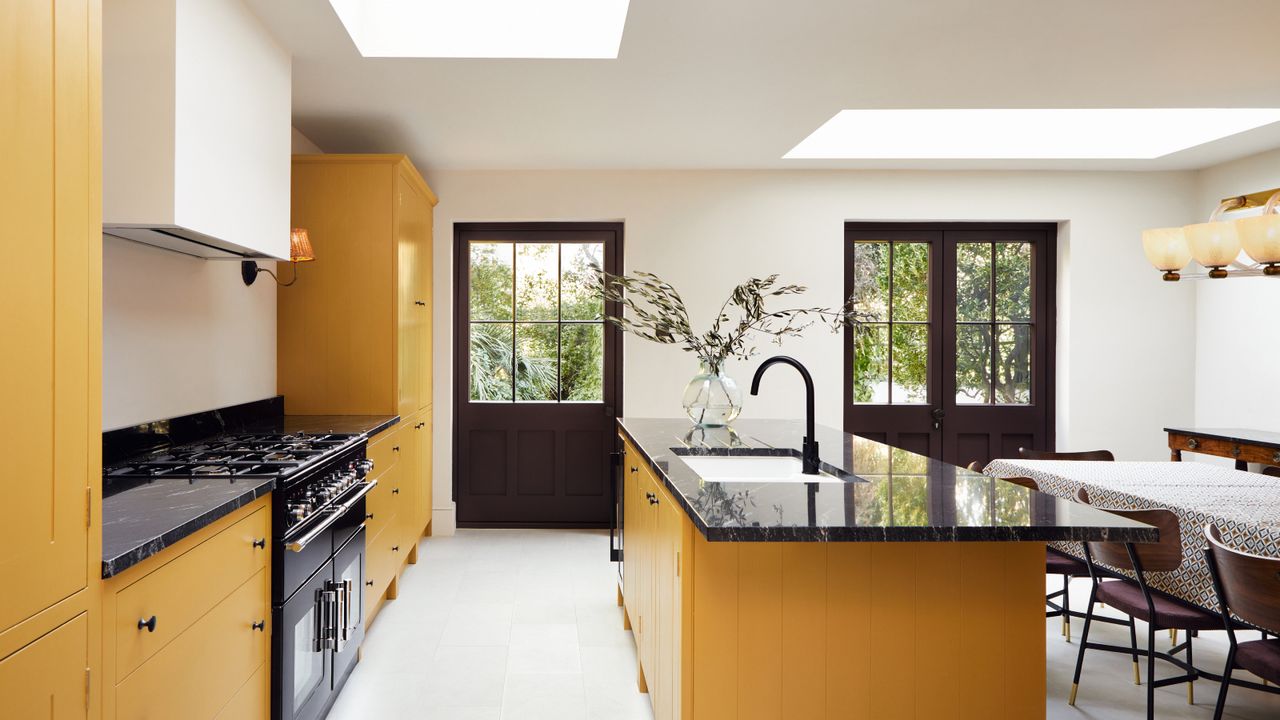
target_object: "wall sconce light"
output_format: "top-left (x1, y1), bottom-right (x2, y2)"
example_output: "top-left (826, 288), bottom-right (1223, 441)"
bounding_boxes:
top-left (1143, 189), bottom-right (1280, 281)
top-left (242, 229), bottom-right (315, 286)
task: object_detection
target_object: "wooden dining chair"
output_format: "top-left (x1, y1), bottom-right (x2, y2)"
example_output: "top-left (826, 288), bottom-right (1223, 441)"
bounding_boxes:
top-left (1018, 447), bottom-right (1116, 462)
top-left (1203, 523), bottom-right (1280, 719)
top-left (965, 460), bottom-right (1101, 642)
top-left (1070, 489), bottom-right (1219, 720)
top-left (1262, 466), bottom-right (1280, 478)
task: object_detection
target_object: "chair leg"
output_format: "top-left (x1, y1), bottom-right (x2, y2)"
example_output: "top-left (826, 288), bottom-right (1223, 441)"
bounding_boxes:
top-left (1213, 648), bottom-right (1235, 720)
top-left (1129, 616), bottom-right (1141, 685)
top-left (1170, 628), bottom-right (1178, 645)
top-left (1186, 633), bottom-right (1195, 705)
top-left (1147, 624), bottom-right (1157, 720)
top-left (1069, 586), bottom-right (1098, 706)
top-left (1062, 575), bottom-right (1071, 642)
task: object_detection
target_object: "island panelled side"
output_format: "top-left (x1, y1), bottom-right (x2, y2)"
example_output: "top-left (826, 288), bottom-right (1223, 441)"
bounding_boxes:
top-left (620, 433), bottom-right (1046, 720)
top-left (279, 154), bottom-right (436, 624)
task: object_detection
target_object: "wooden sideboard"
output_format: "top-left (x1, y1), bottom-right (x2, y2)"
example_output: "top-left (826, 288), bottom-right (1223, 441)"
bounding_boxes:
top-left (1165, 427), bottom-right (1280, 471)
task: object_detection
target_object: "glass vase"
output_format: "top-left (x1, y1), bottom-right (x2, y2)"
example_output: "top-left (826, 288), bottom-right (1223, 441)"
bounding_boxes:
top-left (681, 363), bottom-right (743, 428)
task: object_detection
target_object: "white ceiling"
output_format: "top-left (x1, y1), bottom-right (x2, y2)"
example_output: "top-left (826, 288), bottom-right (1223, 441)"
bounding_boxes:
top-left (245, 0), bottom-right (1280, 172)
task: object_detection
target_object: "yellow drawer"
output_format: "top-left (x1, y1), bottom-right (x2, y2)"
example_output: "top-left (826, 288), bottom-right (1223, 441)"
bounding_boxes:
top-left (365, 455), bottom-right (402, 542)
top-left (366, 425), bottom-right (402, 481)
top-left (214, 663), bottom-right (266, 720)
top-left (364, 525), bottom-right (402, 611)
top-left (117, 568), bottom-right (268, 720)
top-left (114, 505), bottom-right (269, 683)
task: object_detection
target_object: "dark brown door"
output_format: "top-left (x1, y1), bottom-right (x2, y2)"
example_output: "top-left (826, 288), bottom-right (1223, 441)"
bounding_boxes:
top-left (454, 222), bottom-right (623, 527)
top-left (844, 223), bottom-right (1055, 468)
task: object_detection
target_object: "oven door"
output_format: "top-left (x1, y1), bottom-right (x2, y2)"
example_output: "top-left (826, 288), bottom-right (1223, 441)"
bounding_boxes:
top-left (331, 524), bottom-right (365, 690)
top-left (275, 559), bottom-right (335, 720)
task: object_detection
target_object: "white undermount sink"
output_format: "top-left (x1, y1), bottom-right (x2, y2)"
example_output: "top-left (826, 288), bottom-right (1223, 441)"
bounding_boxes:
top-left (678, 455), bottom-right (849, 483)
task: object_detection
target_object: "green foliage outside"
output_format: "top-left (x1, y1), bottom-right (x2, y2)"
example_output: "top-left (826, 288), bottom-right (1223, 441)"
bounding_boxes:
top-left (468, 242), bottom-right (605, 402)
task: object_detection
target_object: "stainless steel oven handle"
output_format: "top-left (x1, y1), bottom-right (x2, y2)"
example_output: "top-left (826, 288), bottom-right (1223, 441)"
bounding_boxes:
top-left (284, 479), bottom-right (379, 553)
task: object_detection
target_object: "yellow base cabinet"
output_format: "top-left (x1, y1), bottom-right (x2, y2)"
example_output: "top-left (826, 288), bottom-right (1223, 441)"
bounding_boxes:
top-left (101, 498), bottom-right (271, 720)
top-left (620, 433), bottom-right (1047, 720)
top-left (0, 614), bottom-right (89, 720)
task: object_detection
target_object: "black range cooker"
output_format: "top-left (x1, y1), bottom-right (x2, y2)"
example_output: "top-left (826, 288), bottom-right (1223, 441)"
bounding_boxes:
top-left (105, 429), bottom-right (375, 720)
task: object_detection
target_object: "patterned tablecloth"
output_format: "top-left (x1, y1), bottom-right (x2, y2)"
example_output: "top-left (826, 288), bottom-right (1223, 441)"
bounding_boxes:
top-left (985, 459), bottom-right (1280, 610)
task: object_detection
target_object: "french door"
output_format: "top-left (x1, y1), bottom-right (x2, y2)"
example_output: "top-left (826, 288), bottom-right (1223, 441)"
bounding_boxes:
top-left (453, 222), bottom-right (623, 527)
top-left (844, 223), bottom-right (1055, 468)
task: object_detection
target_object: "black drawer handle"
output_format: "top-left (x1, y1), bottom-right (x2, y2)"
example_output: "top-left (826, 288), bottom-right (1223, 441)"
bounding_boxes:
top-left (252, 620), bottom-right (265, 632)
top-left (392, 445), bottom-right (400, 452)
top-left (630, 466), bottom-right (638, 474)
top-left (138, 616), bottom-right (157, 633)
top-left (366, 580), bottom-right (374, 587)
top-left (392, 545), bottom-right (400, 552)
top-left (415, 300), bottom-right (426, 306)
top-left (649, 496), bottom-right (659, 506)
top-left (252, 538), bottom-right (266, 549)
top-left (366, 513), bottom-right (375, 520)
top-left (392, 488), bottom-right (400, 495)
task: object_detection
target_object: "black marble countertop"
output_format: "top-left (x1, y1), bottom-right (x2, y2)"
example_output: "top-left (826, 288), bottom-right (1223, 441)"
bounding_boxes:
top-left (619, 418), bottom-right (1158, 543)
top-left (102, 476), bottom-right (273, 578)
top-left (100, 412), bottom-right (398, 578)
top-left (1164, 426), bottom-right (1280, 449)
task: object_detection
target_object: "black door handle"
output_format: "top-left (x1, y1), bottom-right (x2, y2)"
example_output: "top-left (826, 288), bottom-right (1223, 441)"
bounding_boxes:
top-left (931, 408), bottom-right (945, 430)
top-left (138, 615), bottom-right (157, 632)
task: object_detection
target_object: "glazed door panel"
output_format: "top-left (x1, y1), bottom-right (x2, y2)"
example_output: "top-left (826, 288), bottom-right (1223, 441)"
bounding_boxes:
top-left (0, 0), bottom-right (94, 633)
top-left (454, 223), bottom-right (623, 527)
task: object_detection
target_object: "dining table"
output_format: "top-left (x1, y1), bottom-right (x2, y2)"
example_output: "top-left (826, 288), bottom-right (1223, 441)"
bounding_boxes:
top-left (984, 459), bottom-right (1280, 610)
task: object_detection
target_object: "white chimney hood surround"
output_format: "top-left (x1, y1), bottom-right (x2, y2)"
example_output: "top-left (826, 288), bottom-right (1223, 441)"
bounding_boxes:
top-left (104, 0), bottom-right (291, 260)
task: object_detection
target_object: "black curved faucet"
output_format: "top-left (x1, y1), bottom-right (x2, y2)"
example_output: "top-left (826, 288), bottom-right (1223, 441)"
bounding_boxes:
top-left (750, 356), bottom-right (819, 475)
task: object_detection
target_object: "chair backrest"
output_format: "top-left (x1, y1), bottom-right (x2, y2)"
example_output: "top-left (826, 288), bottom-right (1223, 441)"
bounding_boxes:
top-left (1000, 475), bottom-right (1039, 492)
top-left (1019, 447), bottom-right (1115, 462)
top-left (966, 460), bottom-right (984, 472)
top-left (1263, 466), bottom-right (1280, 478)
top-left (1074, 487), bottom-right (1182, 572)
top-left (1205, 524), bottom-right (1280, 633)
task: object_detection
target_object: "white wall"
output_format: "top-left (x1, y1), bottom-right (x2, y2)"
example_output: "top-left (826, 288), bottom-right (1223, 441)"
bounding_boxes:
top-left (1192, 148), bottom-right (1280, 444)
top-left (425, 169), bottom-right (1202, 526)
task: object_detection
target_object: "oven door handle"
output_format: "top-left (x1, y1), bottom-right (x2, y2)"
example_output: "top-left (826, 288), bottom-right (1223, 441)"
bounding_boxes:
top-left (284, 479), bottom-right (379, 553)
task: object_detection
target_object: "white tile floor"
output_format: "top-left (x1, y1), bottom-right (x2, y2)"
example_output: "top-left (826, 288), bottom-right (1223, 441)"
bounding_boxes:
top-left (328, 529), bottom-right (1280, 720)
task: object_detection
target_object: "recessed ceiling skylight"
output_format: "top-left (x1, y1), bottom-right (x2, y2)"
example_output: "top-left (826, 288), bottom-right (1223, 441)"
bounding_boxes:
top-left (328, 0), bottom-right (631, 59)
top-left (783, 109), bottom-right (1280, 160)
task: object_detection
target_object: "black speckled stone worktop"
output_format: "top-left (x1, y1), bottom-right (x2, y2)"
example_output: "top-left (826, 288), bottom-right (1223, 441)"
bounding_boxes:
top-left (619, 418), bottom-right (1158, 543)
top-left (101, 399), bottom-right (400, 578)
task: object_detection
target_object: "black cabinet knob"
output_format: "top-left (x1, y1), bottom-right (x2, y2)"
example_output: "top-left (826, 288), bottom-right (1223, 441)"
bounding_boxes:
top-left (252, 538), bottom-right (266, 549)
top-left (138, 615), bottom-right (157, 632)
top-left (392, 545), bottom-right (400, 552)
top-left (366, 513), bottom-right (375, 520)
top-left (366, 580), bottom-right (374, 587)
top-left (392, 488), bottom-right (400, 495)
top-left (393, 445), bottom-right (400, 452)
top-left (252, 620), bottom-right (265, 632)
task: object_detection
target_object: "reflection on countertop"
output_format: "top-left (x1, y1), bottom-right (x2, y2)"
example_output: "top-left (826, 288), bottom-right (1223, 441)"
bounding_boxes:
top-left (619, 418), bottom-right (1158, 543)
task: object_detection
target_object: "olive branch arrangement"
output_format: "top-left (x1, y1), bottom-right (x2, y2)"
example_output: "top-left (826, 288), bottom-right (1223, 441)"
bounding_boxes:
top-left (591, 266), bottom-right (871, 373)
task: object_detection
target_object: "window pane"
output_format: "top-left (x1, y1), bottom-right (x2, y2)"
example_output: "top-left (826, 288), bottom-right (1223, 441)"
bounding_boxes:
top-left (954, 476), bottom-right (991, 527)
top-left (889, 477), bottom-right (929, 526)
top-left (469, 242), bottom-right (513, 321)
top-left (852, 323), bottom-right (889, 403)
top-left (853, 242), bottom-right (889, 321)
top-left (560, 323), bottom-right (604, 401)
top-left (890, 324), bottom-right (928, 404)
top-left (955, 324), bottom-right (991, 404)
top-left (995, 323), bottom-right (1032, 404)
top-left (561, 243), bottom-right (605, 321)
top-left (996, 243), bottom-right (1032, 321)
top-left (470, 323), bottom-right (513, 401)
top-left (890, 446), bottom-right (929, 475)
top-left (891, 242), bottom-right (929, 321)
top-left (515, 323), bottom-right (558, 401)
top-left (956, 243), bottom-right (991, 322)
top-left (515, 243), bottom-right (558, 321)
top-left (994, 480), bottom-right (1031, 526)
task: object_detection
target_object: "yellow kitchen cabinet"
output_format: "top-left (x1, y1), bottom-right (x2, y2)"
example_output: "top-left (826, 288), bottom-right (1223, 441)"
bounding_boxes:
top-left (0, 0), bottom-right (101, 714)
top-left (101, 497), bottom-right (271, 720)
top-left (0, 613), bottom-right (89, 720)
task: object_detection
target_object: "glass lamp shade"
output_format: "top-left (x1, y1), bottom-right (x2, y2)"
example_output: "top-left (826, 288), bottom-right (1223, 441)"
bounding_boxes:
top-left (289, 228), bottom-right (315, 263)
top-left (1237, 213), bottom-right (1280, 274)
top-left (1184, 220), bottom-right (1240, 277)
top-left (1141, 227), bottom-right (1191, 280)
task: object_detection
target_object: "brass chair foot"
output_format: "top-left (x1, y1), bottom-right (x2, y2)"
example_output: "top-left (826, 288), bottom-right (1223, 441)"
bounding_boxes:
top-left (1068, 683), bottom-right (1078, 706)
top-left (1133, 661), bottom-right (1141, 685)
top-left (1065, 621), bottom-right (1071, 643)
top-left (1170, 628), bottom-right (1178, 645)
top-left (1187, 682), bottom-right (1194, 705)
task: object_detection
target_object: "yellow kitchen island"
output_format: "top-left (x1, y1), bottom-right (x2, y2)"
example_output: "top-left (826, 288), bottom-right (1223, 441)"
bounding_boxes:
top-left (617, 419), bottom-right (1155, 720)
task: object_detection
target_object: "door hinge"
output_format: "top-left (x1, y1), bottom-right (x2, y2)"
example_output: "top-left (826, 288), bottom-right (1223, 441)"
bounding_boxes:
top-left (86, 487), bottom-right (92, 528)
top-left (84, 667), bottom-right (90, 709)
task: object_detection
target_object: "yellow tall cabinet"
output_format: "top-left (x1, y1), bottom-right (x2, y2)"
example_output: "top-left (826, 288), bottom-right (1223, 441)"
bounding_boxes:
top-left (278, 154), bottom-right (435, 624)
top-left (0, 0), bottom-right (103, 717)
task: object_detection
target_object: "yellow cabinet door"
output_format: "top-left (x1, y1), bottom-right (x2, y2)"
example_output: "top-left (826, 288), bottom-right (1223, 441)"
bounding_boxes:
top-left (396, 414), bottom-right (420, 553)
top-left (1, 0), bottom-right (96, 634)
top-left (415, 201), bottom-right (434, 413)
top-left (0, 613), bottom-right (88, 720)
top-left (419, 414), bottom-right (433, 531)
top-left (653, 487), bottom-right (683, 720)
top-left (396, 170), bottom-right (430, 418)
top-left (621, 443), bottom-right (642, 623)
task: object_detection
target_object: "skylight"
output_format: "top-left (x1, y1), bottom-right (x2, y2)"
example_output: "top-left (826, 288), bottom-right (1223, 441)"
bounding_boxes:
top-left (783, 109), bottom-right (1280, 160)
top-left (328, 0), bottom-right (631, 59)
